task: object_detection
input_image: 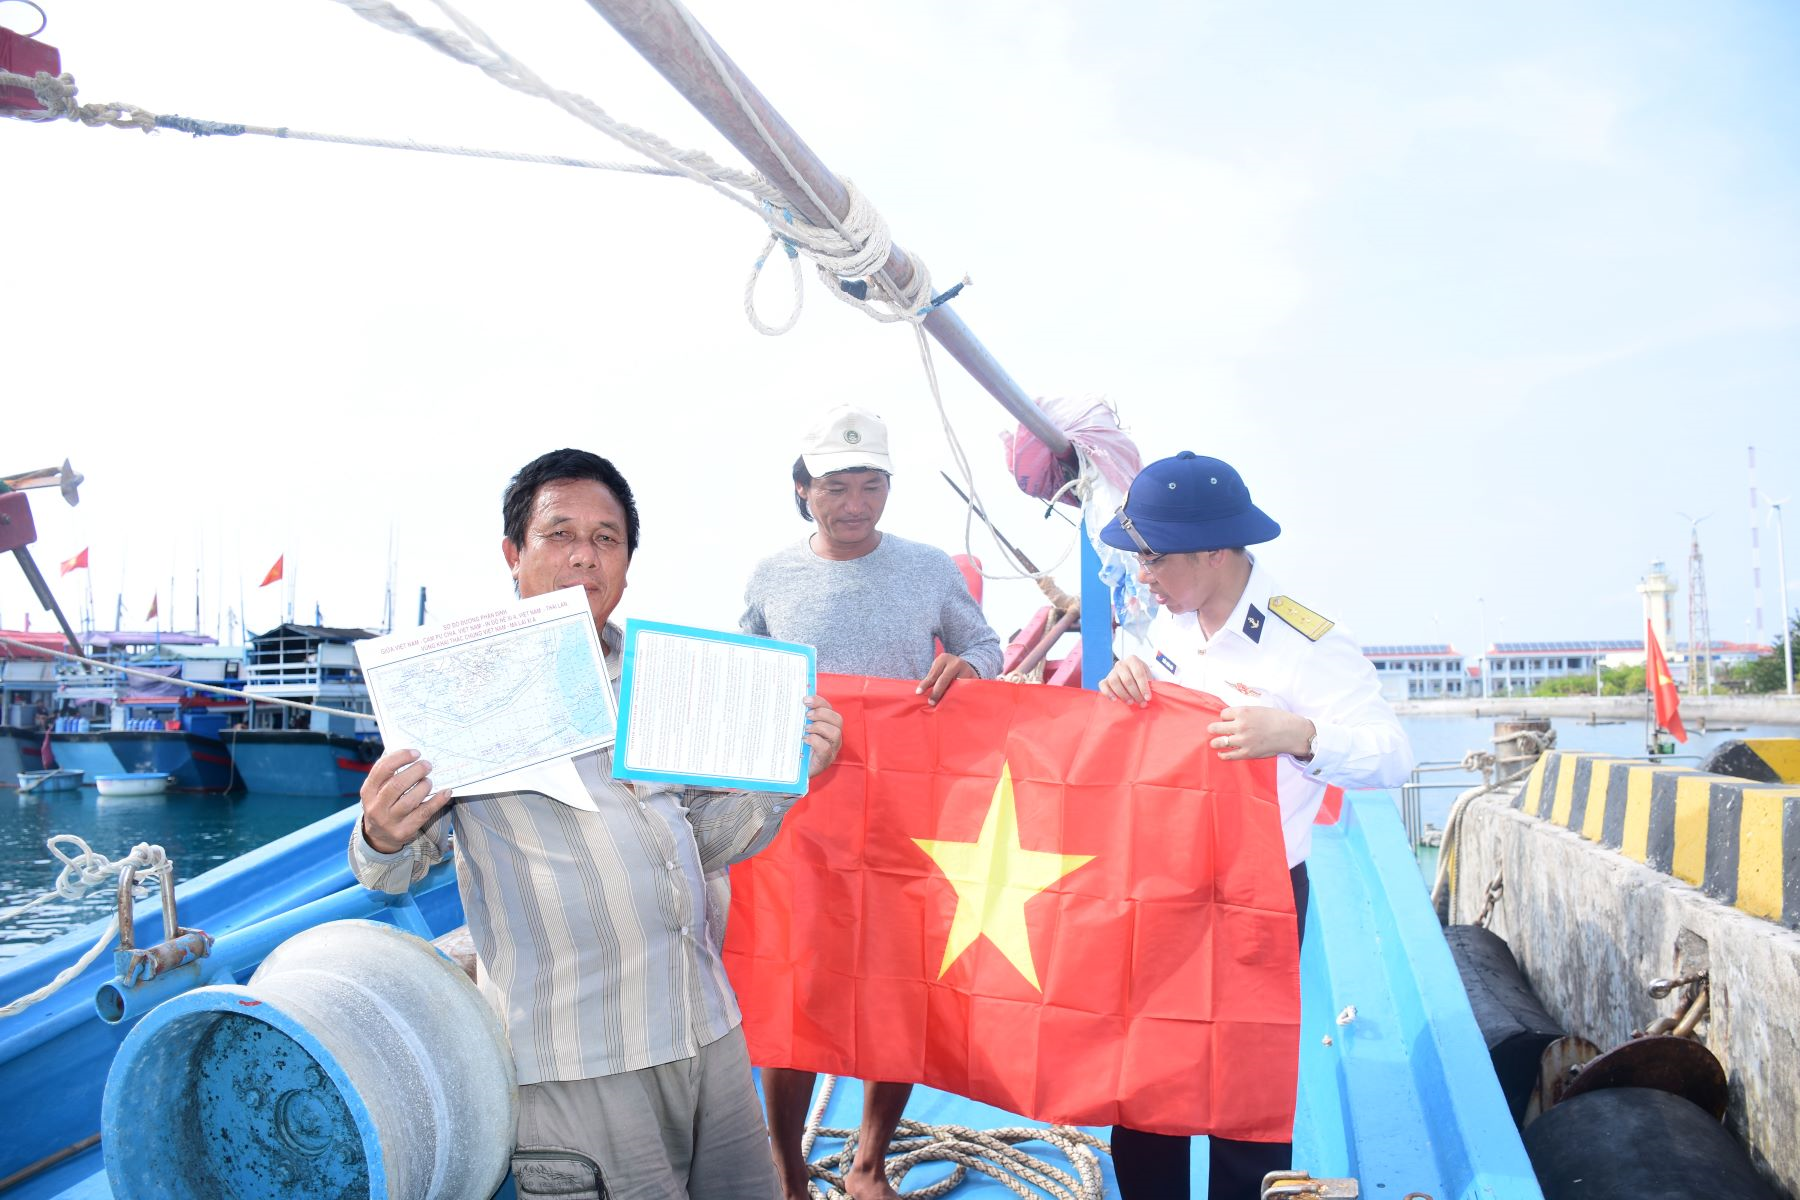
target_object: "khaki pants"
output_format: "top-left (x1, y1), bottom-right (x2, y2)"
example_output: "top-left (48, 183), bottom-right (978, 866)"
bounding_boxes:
top-left (512, 1026), bottom-right (780, 1200)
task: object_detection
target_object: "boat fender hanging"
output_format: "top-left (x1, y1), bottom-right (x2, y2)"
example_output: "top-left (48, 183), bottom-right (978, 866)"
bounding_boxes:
top-left (0, 11), bottom-right (59, 115)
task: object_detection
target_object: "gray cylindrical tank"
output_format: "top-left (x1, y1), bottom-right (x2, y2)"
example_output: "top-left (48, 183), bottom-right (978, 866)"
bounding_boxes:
top-left (101, 918), bottom-right (517, 1199)
top-left (1525, 1087), bottom-right (1778, 1200)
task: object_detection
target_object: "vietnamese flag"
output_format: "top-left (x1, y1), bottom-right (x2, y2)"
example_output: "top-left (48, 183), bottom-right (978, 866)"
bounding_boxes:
top-left (1646, 620), bottom-right (1687, 743)
top-left (59, 548), bottom-right (88, 576)
top-left (145, 595), bottom-right (158, 622)
top-left (725, 675), bottom-right (1300, 1141)
top-left (260, 555), bottom-right (284, 588)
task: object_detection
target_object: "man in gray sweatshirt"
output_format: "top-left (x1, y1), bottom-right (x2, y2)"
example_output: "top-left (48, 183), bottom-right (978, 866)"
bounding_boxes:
top-left (740, 405), bottom-right (1002, 1200)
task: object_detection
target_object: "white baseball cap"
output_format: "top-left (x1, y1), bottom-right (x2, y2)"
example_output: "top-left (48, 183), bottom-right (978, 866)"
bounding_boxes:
top-left (799, 405), bottom-right (894, 476)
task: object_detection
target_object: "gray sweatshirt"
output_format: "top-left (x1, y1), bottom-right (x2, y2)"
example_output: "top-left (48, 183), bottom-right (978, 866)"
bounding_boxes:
top-left (739, 532), bottom-right (1003, 680)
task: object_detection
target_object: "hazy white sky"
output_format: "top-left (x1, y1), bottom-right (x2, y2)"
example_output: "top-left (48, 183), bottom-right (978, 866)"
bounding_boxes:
top-left (4, 0), bottom-right (1797, 656)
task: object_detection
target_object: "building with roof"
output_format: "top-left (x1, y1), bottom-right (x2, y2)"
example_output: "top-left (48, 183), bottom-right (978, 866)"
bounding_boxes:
top-left (1483, 641), bottom-right (1639, 697)
top-left (1479, 639), bottom-right (1773, 695)
top-left (1363, 644), bottom-right (1468, 699)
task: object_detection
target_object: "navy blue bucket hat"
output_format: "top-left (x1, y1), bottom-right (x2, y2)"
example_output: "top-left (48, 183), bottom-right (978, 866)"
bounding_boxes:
top-left (1099, 452), bottom-right (1281, 555)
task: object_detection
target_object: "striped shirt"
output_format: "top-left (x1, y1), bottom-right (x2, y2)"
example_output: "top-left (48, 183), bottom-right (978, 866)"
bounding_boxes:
top-left (347, 625), bottom-right (795, 1085)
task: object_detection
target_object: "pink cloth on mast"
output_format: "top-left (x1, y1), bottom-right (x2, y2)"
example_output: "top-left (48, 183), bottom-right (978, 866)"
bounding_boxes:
top-left (1000, 396), bottom-right (1141, 505)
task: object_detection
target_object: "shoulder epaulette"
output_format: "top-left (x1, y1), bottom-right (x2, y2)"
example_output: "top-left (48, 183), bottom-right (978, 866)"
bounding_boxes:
top-left (1268, 595), bottom-right (1334, 641)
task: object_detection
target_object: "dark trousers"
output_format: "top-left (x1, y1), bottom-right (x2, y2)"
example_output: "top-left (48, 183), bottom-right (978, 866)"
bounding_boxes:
top-left (1112, 862), bottom-right (1311, 1200)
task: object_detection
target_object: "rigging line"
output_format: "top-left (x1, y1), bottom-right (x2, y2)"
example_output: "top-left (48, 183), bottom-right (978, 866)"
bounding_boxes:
top-left (0, 68), bottom-right (683, 175)
top-left (0, 635), bottom-right (368, 721)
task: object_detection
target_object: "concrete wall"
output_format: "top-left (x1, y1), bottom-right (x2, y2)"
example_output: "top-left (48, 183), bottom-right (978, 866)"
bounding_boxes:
top-left (1452, 779), bottom-right (1800, 1197)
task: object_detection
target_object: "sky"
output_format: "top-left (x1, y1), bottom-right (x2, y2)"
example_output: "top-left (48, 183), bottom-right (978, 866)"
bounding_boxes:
top-left (3, 0), bottom-right (1798, 657)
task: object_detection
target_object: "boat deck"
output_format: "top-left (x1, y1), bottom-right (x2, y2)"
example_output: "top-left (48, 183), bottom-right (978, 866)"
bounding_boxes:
top-left (4, 794), bottom-right (1538, 1199)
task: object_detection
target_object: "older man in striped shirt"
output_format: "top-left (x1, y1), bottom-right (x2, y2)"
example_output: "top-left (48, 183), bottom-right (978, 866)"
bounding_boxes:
top-left (349, 448), bottom-right (844, 1200)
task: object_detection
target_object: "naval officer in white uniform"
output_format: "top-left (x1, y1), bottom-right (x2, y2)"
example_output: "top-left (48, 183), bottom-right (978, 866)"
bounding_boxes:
top-left (1095, 450), bottom-right (1413, 1200)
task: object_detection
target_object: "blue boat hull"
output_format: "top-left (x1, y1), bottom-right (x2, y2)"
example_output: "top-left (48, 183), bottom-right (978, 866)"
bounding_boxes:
top-left (0, 792), bottom-right (1541, 1200)
top-left (45, 734), bottom-right (124, 779)
top-left (0, 727), bottom-right (48, 784)
top-left (99, 731), bottom-right (237, 792)
top-left (221, 730), bottom-right (380, 797)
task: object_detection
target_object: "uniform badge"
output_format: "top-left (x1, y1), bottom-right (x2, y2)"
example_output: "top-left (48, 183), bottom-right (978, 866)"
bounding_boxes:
top-left (1155, 651), bottom-right (1178, 674)
top-left (1269, 596), bottom-right (1334, 641)
top-left (1243, 605), bottom-right (1265, 644)
top-left (1227, 680), bottom-right (1263, 698)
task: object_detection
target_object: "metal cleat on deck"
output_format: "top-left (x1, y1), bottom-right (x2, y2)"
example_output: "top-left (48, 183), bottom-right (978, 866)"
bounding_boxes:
top-left (94, 854), bottom-right (215, 1024)
top-left (1261, 1170), bottom-right (1361, 1198)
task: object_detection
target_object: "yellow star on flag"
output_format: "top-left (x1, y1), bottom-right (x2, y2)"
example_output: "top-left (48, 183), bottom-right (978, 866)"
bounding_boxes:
top-left (913, 761), bottom-right (1095, 990)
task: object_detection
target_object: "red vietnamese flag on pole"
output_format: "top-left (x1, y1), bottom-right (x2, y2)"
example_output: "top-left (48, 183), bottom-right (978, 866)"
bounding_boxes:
top-left (1646, 619), bottom-right (1687, 743)
top-left (260, 555), bottom-right (284, 588)
top-left (59, 548), bottom-right (88, 576)
top-left (145, 595), bottom-right (158, 622)
top-left (726, 675), bottom-right (1300, 1140)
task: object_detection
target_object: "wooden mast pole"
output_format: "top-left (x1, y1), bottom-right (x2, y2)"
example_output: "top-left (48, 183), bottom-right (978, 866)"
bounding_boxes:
top-left (577, 0), bottom-right (1073, 462)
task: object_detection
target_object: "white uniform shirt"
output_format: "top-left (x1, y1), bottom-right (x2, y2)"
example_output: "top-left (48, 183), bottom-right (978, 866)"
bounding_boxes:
top-left (1124, 559), bottom-right (1413, 867)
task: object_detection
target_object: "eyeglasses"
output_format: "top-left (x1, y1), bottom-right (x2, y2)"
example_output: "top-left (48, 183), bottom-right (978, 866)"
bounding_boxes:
top-left (1113, 502), bottom-right (1160, 559)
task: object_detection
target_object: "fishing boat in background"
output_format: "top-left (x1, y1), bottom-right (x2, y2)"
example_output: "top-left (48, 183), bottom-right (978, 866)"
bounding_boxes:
top-left (221, 623), bottom-right (381, 797)
top-left (45, 633), bottom-right (243, 792)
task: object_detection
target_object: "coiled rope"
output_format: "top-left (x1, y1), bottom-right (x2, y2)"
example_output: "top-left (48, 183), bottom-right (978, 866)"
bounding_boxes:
top-left (0, 836), bottom-right (168, 1018)
top-left (800, 1075), bottom-right (1110, 1200)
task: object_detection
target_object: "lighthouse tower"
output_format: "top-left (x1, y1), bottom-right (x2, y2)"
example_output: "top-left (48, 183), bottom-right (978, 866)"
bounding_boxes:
top-left (1637, 561), bottom-right (1678, 657)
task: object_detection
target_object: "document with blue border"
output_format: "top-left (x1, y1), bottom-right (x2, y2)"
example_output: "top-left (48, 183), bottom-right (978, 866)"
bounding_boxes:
top-left (613, 619), bottom-right (816, 794)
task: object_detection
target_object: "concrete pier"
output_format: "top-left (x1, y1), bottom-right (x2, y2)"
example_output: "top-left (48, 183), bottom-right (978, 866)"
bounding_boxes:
top-left (1399, 693), bottom-right (1800, 727)
top-left (1451, 754), bottom-right (1800, 1196)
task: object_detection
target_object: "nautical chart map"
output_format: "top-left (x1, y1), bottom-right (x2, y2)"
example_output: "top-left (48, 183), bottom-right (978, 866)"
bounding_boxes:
top-left (356, 588), bottom-right (616, 793)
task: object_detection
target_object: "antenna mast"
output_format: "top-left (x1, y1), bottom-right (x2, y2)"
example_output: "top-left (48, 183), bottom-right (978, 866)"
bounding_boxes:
top-left (1685, 518), bottom-right (1714, 695)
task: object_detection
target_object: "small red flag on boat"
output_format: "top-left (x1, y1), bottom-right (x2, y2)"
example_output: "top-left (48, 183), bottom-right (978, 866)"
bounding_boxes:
top-left (145, 595), bottom-right (158, 621)
top-left (1646, 619), bottom-right (1687, 743)
top-left (59, 548), bottom-right (88, 576)
top-left (726, 675), bottom-right (1300, 1140)
top-left (260, 555), bottom-right (284, 588)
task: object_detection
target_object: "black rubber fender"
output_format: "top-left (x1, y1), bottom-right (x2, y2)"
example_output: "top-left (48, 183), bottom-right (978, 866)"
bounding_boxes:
top-left (1525, 1087), bottom-right (1779, 1199)
top-left (1444, 924), bottom-right (1563, 1125)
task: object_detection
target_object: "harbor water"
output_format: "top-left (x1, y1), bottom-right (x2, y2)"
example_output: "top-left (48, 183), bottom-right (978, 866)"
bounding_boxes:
top-left (1, 714), bottom-right (1792, 956)
top-left (1, 787), bottom-right (349, 958)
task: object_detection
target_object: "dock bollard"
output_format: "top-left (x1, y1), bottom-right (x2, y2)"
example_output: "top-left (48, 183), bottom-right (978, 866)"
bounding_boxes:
top-left (100, 919), bottom-right (516, 1200)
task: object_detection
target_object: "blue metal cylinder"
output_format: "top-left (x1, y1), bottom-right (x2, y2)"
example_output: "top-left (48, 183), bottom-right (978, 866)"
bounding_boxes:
top-left (100, 919), bottom-right (516, 1200)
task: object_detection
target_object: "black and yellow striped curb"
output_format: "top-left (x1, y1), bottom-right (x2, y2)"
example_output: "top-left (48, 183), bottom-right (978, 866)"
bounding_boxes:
top-left (1702, 738), bottom-right (1800, 785)
top-left (1513, 751), bottom-right (1800, 929)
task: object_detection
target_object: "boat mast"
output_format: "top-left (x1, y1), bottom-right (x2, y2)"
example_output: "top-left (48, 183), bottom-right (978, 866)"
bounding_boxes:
top-left (578, 0), bottom-right (1110, 683)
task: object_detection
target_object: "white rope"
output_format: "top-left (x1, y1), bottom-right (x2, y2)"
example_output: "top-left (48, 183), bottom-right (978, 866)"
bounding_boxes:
top-left (0, 837), bottom-right (168, 1018)
top-left (800, 1074), bottom-right (1110, 1200)
top-left (0, 635), bottom-right (366, 720)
